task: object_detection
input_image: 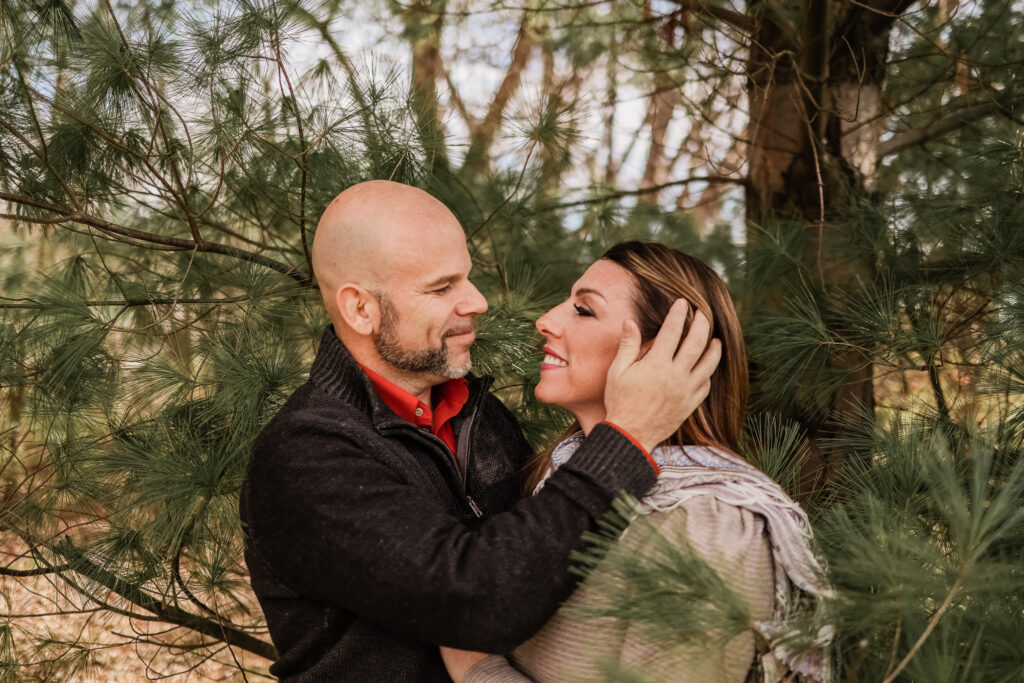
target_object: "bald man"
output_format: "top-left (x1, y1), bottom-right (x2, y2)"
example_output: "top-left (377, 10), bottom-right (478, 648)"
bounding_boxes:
top-left (240, 181), bottom-right (720, 682)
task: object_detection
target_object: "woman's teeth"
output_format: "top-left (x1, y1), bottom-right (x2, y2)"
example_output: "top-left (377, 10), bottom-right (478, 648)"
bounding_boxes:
top-left (544, 354), bottom-right (568, 367)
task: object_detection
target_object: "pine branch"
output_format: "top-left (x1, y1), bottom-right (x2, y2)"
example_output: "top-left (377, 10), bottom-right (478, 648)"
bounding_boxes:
top-left (269, 26), bottom-right (312, 281)
top-left (172, 542), bottom-right (226, 622)
top-left (0, 194), bottom-right (304, 281)
top-left (295, 6), bottom-right (360, 84)
top-left (0, 563), bottom-right (71, 576)
top-left (53, 538), bottom-right (277, 661)
top-left (0, 286), bottom-right (305, 309)
top-left (98, 0), bottom-right (205, 245)
top-left (928, 361), bottom-right (951, 424)
top-left (878, 100), bottom-right (1004, 158)
top-left (540, 176), bottom-right (748, 210)
top-left (881, 569), bottom-right (967, 682)
top-left (0, 107), bottom-right (79, 209)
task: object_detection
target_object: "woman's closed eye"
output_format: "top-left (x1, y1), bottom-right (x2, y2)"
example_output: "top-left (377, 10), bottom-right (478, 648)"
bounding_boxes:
top-left (573, 303), bottom-right (594, 317)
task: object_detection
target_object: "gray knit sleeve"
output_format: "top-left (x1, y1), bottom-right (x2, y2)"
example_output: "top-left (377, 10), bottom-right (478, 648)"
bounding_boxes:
top-left (463, 655), bottom-right (535, 683)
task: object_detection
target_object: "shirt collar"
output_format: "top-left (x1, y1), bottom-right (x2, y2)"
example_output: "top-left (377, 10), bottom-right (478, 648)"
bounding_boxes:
top-left (359, 363), bottom-right (468, 429)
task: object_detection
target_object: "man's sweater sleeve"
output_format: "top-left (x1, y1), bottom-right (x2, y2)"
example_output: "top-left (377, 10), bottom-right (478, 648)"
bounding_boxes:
top-left (243, 420), bottom-right (656, 653)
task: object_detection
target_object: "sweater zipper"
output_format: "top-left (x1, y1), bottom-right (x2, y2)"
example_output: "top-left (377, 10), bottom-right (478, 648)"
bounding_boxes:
top-left (456, 383), bottom-right (486, 517)
top-left (379, 377), bottom-right (491, 520)
top-left (380, 425), bottom-right (481, 519)
top-left (455, 384), bottom-right (486, 486)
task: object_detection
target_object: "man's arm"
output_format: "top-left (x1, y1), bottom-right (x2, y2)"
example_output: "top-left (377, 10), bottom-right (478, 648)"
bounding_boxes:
top-left (244, 419), bottom-right (652, 652)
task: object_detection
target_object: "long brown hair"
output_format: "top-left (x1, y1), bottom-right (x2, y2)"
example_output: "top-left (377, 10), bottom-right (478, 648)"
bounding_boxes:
top-left (523, 241), bottom-right (748, 492)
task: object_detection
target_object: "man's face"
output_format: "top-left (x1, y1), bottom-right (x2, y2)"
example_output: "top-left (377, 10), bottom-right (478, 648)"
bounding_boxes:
top-left (372, 226), bottom-right (487, 382)
top-left (373, 290), bottom-right (474, 379)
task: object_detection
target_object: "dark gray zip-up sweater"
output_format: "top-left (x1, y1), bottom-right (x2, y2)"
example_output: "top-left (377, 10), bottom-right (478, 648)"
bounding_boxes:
top-left (240, 327), bottom-right (657, 681)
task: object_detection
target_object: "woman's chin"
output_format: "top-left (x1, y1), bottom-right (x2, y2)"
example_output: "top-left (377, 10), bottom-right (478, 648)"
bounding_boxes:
top-left (533, 382), bottom-right (567, 408)
top-left (533, 384), bottom-right (555, 405)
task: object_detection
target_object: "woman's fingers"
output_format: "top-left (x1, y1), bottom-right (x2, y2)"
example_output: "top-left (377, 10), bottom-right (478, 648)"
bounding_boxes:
top-left (603, 300), bottom-right (721, 453)
top-left (646, 299), bottom-right (690, 360)
top-left (689, 338), bottom-right (722, 389)
top-left (607, 319), bottom-right (642, 380)
top-left (673, 310), bottom-right (712, 369)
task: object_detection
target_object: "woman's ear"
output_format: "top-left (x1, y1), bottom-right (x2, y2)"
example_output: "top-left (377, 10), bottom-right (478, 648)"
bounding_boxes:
top-left (335, 284), bottom-right (379, 336)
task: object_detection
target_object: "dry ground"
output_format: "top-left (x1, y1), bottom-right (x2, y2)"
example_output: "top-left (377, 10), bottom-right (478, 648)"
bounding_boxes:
top-left (1, 537), bottom-right (272, 682)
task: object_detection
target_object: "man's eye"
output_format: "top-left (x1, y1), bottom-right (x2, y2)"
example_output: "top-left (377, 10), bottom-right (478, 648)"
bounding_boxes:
top-left (433, 285), bottom-right (452, 294)
top-left (574, 304), bottom-right (594, 317)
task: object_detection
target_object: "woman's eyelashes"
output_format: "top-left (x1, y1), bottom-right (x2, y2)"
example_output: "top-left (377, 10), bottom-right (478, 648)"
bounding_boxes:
top-left (573, 303), bottom-right (595, 317)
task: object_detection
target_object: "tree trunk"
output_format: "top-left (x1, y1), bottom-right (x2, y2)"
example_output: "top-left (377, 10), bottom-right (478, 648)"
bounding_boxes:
top-left (460, 18), bottom-right (534, 176)
top-left (638, 74), bottom-right (682, 204)
top-left (745, 0), bottom-right (912, 472)
top-left (404, 0), bottom-right (450, 171)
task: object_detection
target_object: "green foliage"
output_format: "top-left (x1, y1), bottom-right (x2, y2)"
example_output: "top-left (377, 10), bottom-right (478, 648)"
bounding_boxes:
top-left (2, 0), bottom-right (1024, 679)
top-left (817, 415), bottom-right (1024, 681)
top-left (741, 412), bottom-right (811, 499)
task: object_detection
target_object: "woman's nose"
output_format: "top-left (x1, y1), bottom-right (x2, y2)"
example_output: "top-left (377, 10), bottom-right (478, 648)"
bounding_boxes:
top-left (536, 307), bottom-right (560, 338)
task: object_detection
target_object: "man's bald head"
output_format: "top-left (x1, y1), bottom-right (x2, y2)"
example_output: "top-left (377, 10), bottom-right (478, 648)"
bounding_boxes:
top-left (312, 180), bottom-right (464, 321)
top-left (311, 180), bottom-right (487, 397)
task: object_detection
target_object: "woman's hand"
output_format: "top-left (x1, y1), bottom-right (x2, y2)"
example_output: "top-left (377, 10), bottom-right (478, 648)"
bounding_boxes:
top-left (604, 300), bottom-right (720, 452)
top-left (440, 646), bottom-right (490, 682)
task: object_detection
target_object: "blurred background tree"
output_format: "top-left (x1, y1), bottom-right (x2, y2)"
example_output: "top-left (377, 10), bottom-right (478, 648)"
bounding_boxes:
top-left (1, 0), bottom-right (1022, 679)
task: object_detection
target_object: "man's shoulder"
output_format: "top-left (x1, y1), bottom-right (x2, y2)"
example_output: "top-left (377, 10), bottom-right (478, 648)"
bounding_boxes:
top-left (273, 379), bottom-right (366, 424)
top-left (253, 381), bottom-right (374, 456)
top-left (276, 382), bottom-right (364, 419)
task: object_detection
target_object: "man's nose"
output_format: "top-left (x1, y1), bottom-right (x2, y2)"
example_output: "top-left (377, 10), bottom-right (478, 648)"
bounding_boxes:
top-left (458, 281), bottom-right (488, 316)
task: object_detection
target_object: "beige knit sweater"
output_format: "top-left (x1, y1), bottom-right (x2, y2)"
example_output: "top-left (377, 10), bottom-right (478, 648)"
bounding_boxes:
top-left (463, 493), bottom-right (775, 683)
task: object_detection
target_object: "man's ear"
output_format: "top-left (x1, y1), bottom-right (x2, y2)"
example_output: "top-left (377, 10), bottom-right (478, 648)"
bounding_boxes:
top-left (335, 284), bottom-right (378, 336)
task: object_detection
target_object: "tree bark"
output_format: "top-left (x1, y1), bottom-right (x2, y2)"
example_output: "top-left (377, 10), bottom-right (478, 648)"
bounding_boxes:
top-left (460, 18), bottom-right (534, 176)
top-left (744, 0), bottom-right (914, 471)
top-left (639, 76), bottom-right (683, 204)
top-left (404, 0), bottom-right (450, 171)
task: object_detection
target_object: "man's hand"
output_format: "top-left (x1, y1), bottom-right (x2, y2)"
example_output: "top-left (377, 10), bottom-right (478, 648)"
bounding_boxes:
top-left (604, 299), bottom-right (721, 453)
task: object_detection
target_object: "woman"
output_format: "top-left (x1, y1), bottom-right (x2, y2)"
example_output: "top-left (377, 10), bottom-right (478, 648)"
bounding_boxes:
top-left (443, 241), bottom-right (830, 683)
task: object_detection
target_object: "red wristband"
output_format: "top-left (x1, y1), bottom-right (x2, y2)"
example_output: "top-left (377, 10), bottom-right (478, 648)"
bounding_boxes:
top-left (599, 421), bottom-right (660, 475)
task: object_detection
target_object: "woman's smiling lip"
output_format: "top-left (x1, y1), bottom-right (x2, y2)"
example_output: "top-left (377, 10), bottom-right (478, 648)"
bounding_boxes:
top-left (541, 347), bottom-right (568, 371)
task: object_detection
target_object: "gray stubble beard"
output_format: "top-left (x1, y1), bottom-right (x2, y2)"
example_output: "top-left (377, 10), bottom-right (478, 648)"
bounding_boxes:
top-left (372, 290), bottom-right (473, 379)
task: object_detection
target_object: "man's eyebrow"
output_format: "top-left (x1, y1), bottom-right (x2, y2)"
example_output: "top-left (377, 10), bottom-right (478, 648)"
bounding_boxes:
top-left (573, 287), bottom-right (606, 301)
top-left (423, 274), bottom-right (458, 289)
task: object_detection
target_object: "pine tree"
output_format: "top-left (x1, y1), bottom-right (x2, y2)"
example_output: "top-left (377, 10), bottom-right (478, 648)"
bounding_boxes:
top-left (2, 0), bottom-right (1023, 680)
top-left (0, 0), bottom-right (587, 676)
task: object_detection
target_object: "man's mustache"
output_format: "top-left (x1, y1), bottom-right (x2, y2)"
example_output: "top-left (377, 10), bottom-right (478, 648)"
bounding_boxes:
top-left (444, 322), bottom-right (475, 338)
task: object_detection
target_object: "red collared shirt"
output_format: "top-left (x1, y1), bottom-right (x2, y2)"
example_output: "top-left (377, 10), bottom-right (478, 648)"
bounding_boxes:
top-left (360, 364), bottom-right (469, 458)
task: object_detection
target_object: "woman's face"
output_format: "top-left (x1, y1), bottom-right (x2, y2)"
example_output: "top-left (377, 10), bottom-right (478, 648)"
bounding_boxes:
top-left (535, 259), bottom-right (640, 429)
